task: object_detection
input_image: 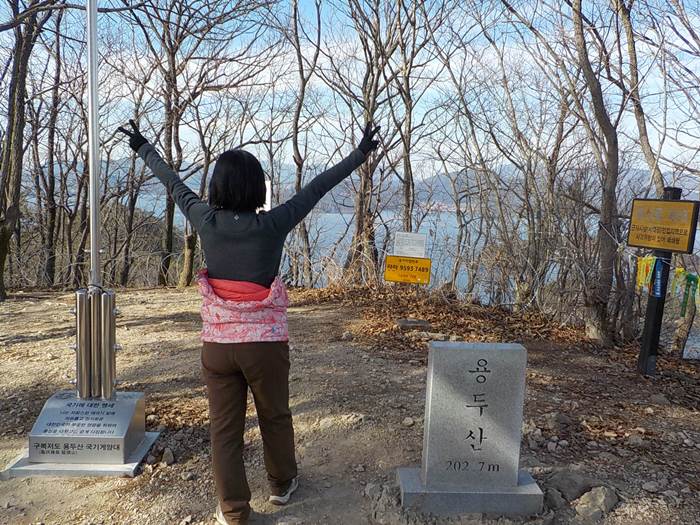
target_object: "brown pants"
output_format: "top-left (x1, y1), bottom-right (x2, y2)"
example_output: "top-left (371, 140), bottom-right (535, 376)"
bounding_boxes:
top-left (202, 341), bottom-right (297, 523)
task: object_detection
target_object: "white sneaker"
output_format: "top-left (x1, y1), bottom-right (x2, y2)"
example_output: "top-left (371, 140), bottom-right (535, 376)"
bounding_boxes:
top-left (215, 503), bottom-right (257, 524)
top-left (268, 477), bottom-right (299, 506)
top-left (215, 504), bottom-right (228, 525)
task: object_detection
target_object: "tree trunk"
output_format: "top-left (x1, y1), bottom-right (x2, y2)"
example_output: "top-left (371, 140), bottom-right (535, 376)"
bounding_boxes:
top-left (0, 226), bottom-right (12, 300)
top-left (401, 69), bottom-right (414, 233)
top-left (615, 0), bottom-right (665, 196)
top-left (618, 258), bottom-right (638, 342)
top-left (120, 192), bottom-right (137, 286)
top-left (73, 183), bottom-right (89, 288)
top-left (178, 229), bottom-right (197, 288)
top-left (299, 222), bottom-right (313, 286)
top-left (159, 71), bottom-right (176, 287)
top-left (344, 162), bottom-right (378, 283)
top-left (40, 13), bottom-right (62, 287)
top-left (402, 149), bottom-right (413, 232)
top-left (159, 195), bottom-right (175, 286)
top-left (289, 0), bottom-right (320, 288)
top-left (0, 13), bottom-right (42, 300)
top-left (449, 193), bottom-right (464, 291)
top-left (573, 0), bottom-right (619, 345)
top-left (672, 296), bottom-right (696, 356)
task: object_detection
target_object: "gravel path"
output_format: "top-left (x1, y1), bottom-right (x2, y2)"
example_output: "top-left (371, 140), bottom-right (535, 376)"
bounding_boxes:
top-left (0, 288), bottom-right (698, 525)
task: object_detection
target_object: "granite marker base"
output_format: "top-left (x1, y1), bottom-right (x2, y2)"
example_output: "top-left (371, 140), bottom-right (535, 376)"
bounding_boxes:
top-left (398, 468), bottom-right (542, 516)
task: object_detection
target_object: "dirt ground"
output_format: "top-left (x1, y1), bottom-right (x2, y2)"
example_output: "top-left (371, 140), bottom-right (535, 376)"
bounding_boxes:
top-left (0, 287), bottom-right (699, 525)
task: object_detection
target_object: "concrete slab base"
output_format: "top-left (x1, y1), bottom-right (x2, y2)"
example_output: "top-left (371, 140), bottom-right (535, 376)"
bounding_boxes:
top-left (397, 467), bottom-right (543, 517)
top-left (1, 431), bottom-right (159, 480)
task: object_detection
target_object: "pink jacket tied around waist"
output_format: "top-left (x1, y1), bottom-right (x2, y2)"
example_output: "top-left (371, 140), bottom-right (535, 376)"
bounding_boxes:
top-left (197, 270), bottom-right (289, 344)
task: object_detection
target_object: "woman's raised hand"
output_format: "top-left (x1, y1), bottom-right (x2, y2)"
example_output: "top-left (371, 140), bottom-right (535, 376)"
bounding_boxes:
top-left (117, 119), bottom-right (149, 153)
top-left (358, 123), bottom-right (381, 155)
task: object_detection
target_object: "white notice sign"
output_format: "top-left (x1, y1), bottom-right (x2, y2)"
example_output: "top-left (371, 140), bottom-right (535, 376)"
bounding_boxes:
top-left (394, 232), bottom-right (427, 258)
top-left (264, 180), bottom-right (272, 211)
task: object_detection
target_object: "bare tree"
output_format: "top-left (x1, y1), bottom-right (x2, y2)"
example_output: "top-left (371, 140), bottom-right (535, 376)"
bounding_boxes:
top-left (384, 0), bottom-right (449, 232)
top-left (318, 0), bottom-right (401, 283)
top-left (286, 0), bottom-right (322, 286)
top-left (500, 0), bottom-right (628, 344)
top-left (124, 0), bottom-right (277, 286)
top-left (0, 2), bottom-right (53, 300)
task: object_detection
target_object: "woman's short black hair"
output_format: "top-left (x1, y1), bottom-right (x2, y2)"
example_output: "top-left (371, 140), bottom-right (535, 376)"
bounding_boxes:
top-left (208, 149), bottom-right (266, 212)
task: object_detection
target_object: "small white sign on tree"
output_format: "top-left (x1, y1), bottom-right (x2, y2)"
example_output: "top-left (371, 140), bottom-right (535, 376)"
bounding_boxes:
top-left (394, 232), bottom-right (427, 258)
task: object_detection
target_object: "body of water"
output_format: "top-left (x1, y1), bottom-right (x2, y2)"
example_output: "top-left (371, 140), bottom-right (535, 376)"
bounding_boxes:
top-left (296, 211), bottom-right (474, 290)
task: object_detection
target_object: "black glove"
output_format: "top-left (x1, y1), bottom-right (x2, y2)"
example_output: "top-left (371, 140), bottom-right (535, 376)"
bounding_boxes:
top-left (117, 119), bottom-right (149, 152)
top-left (358, 122), bottom-right (380, 155)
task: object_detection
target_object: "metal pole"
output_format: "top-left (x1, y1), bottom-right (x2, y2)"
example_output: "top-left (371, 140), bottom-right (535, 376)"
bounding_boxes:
top-left (637, 186), bottom-right (683, 376)
top-left (87, 0), bottom-right (101, 287)
top-left (100, 290), bottom-right (116, 399)
top-left (76, 290), bottom-right (91, 399)
top-left (89, 288), bottom-right (102, 397)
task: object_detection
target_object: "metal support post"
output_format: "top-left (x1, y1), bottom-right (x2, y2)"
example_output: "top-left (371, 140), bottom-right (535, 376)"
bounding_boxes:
top-left (100, 290), bottom-right (116, 399)
top-left (76, 289), bottom-right (91, 399)
top-left (637, 186), bottom-right (683, 376)
top-left (89, 287), bottom-right (102, 397)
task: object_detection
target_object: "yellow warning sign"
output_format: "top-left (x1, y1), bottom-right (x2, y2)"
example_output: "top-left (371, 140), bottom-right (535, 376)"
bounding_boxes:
top-left (628, 199), bottom-right (699, 253)
top-left (384, 255), bottom-right (432, 285)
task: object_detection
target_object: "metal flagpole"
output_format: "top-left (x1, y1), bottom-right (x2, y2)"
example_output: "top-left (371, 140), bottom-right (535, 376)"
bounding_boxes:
top-left (87, 0), bottom-right (101, 288)
top-left (5, 0), bottom-right (160, 479)
top-left (83, 0), bottom-right (106, 399)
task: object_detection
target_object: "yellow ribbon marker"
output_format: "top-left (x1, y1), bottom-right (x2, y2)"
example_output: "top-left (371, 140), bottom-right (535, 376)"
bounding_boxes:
top-left (637, 256), bottom-right (656, 292)
top-left (646, 257), bottom-right (655, 291)
top-left (671, 267), bottom-right (686, 296)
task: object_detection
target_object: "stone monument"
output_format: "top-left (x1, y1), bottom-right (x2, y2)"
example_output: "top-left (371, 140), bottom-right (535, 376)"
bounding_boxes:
top-left (397, 342), bottom-right (543, 516)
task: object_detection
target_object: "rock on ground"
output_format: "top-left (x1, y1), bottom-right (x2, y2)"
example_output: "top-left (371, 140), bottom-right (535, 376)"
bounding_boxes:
top-left (574, 486), bottom-right (618, 522)
top-left (642, 481), bottom-right (659, 493)
top-left (396, 319), bottom-right (432, 331)
top-left (162, 447), bottom-right (175, 465)
top-left (547, 470), bottom-right (597, 501)
top-left (544, 488), bottom-right (567, 510)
